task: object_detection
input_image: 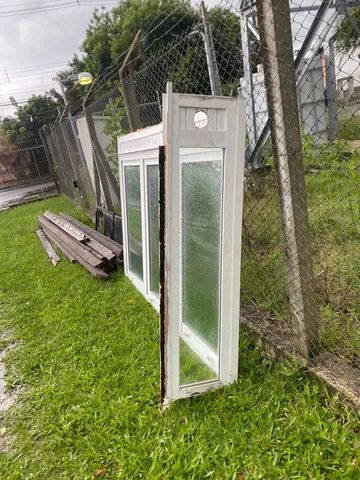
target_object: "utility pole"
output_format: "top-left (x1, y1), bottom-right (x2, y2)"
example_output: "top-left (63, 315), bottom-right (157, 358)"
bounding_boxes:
top-left (200, 1), bottom-right (222, 96)
top-left (256, 0), bottom-right (319, 358)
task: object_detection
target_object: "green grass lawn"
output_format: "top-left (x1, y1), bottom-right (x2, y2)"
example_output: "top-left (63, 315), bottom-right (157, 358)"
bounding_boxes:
top-left (242, 137), bottom-right (360, 361)
top-left (0, 196), bottom-right (359, 479)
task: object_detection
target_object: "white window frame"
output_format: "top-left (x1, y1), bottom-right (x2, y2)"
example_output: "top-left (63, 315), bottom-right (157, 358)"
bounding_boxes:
top-left (162, 85), bottom-right (246, 401)
top-left (118, 124), bottom-right (163, 311)
top-left (144, 158), bottom-right (161, 308)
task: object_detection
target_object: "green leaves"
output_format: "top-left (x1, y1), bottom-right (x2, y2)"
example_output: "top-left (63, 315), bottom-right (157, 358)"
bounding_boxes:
top-left (335, 7), bottom-right (360, 52)
top-left (0, 94), bottom-right (59, 148)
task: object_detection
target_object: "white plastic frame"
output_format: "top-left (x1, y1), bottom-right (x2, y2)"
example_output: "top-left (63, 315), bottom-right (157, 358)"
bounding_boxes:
top-left (162, 86), bottom-right (246, 401)
top-left (118, 124), bottom-right (163, 311)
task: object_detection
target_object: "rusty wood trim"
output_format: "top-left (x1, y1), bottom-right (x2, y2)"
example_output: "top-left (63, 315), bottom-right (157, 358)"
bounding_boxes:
top-left (159, 145), bottom-right (167, 403)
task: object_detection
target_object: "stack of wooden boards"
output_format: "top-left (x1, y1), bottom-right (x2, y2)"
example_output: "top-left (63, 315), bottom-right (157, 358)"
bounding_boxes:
top-left (36, 211), bottom-right (123, 279)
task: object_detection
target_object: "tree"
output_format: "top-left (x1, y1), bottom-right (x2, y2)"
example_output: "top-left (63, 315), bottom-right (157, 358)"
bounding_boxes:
top-left (0, 94), bottom-right (60, 147)
top-left (207, 7), bottom-right (244, 94)
top-left (109, 0), bottom-right (196, 62)
top-left (71, 8), bottom-right (113, 80)
top-left (335, 7), bottom-right (360, 51)
top-left (62, 0), bottom-right (196, 103)
top-left (0, 132), bottom-right (15, 154)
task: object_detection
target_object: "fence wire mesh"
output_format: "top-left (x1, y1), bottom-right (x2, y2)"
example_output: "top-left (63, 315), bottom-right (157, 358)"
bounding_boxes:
top-left (45, 0), bottom-right (360, 376)
top-left (0, 145), bottom-right (51, 188)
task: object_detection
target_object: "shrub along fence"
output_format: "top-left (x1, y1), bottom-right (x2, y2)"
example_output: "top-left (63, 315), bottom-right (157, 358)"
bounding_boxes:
top-left (43, 0), bottom-right (360, 394)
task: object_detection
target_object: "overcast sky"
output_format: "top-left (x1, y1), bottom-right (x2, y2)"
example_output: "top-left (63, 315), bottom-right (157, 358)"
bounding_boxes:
top-left (0, 1), bottom-right (357, 118)
top-left (0, 1), bottom-right (120, 117)
top-left (0, 0), bottom-right (220, 118)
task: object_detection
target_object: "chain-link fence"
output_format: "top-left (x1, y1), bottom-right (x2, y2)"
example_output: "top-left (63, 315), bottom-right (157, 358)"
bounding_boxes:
top-left (46, 116), bottom-right (97, 214)
top-left (237, 0), bottom-right (360, 372)
top-left (0, 145), bottom-right (52, 189)
top-left (44, 0), bottom-right (360, 380)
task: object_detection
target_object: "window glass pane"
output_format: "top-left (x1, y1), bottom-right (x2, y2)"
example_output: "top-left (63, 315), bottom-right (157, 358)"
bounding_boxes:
top-left (147, 165), bottom-right (160, 296)
top-left (124, 166), bottom-right (143, 280)
top-left (179, 148), bottom-right (223, 386)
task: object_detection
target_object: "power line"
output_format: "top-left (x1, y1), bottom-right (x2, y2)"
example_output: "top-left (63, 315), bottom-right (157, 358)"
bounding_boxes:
top-left (2, 61), bottom-right (68, 74)
top-left (0, 99), bottom-right (59, 108)
top-left (0, 88), bottom-right (57, 98)
top-left (0, 69), bottom-right (67, 81)
top-left (1, 0), bottom-right (115, 6)
top-left (0, 1), bottom-right (118, 18)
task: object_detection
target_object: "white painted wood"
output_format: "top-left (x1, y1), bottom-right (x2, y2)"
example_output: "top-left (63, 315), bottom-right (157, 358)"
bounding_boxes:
top-left (180, 323), bottom-right (218, 374)
top-left (144, 158), bottom-right (160, 312)
top-left (163, 85), bottom-right (246, 401)
top-left (118, 91), bottom-right (246, 402)
top-left (118, 124), bottom-right (163, 310)
top-left (118, 123), bottom-right (163, 154)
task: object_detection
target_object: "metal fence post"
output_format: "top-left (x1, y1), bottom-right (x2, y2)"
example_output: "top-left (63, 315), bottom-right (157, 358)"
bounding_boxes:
top-left (248, 0), bottom-right (334, 165)
top-left (46, 129), bottom-right (71, 197)
top-left (200, 1), bottom-right (222, 96)
top-left (83, 108), bottom-right (120, 212)
top-left (256, 0), bottom-right (319, 358)
top-left (40, 128), bottom-right (61, 192)
top-left (59, 120), bottom-right (85, 207)
top-left (240, 14), bottom-right (258, 161)
top-left (119, 30), bottom-right (142, 132)
top-left (326, 37), bottom-right (339, 142)
top-left (30, 148), bottom-right (41, 178)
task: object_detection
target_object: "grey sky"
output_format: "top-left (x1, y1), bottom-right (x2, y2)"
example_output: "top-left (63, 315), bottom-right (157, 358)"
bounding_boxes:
top-left (0, 0), bottom-right (219, 117)
top-left (0, 0), bottom-right (358, 118)
top-left (0, 1), bottom-right (119, 117)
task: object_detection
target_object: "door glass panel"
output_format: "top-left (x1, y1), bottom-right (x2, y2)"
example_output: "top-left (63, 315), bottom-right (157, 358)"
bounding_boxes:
top-left (179, 148), bottom-right (223, 386)
top-left (147, 164), bottom-right (160, 296)
top-left (124, 166), bottom-right (143, 280)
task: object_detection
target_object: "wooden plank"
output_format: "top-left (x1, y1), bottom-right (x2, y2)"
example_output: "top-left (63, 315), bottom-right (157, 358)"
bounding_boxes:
top-left (42, 227), bottom-right (77, 263)
top-left (43, 217), bottom-right (106, 264)
top-left (36, 229), bottom-right (60, 266)
top-left (73, 258), bottom-right (109, 279)
top-left (61, 213), bottom-right (122, 254)
top-left (60, 214), bottom-right (123, 258)
top-left (44, 211), bottom-right (88, 243)
top-left (43, 226), bottom-right (108, 279)
top-left (39, 215), bottom-right (105, 266)
top-left (86, 237), bottom-right (116, 262)
top-left (38, 216), bottom-right (104, 268)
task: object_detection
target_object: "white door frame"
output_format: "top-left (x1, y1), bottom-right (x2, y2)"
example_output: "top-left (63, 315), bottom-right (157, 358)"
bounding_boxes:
top-left (162, 84), bottom-right (246, 401)
top-left (118, 124), bottom-right (163, 309)
top-left (120, 160), bottom-right (147, 296)
top-left (144, 158), bottom-right (160, 311)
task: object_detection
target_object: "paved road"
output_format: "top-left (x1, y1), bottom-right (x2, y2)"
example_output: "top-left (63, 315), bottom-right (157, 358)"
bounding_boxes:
top-left (0, 181), bottom-right (56, 209)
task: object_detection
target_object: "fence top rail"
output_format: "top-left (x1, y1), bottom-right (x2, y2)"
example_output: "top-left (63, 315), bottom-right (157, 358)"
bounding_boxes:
top-left (0, 145), bottom-right (44, 157)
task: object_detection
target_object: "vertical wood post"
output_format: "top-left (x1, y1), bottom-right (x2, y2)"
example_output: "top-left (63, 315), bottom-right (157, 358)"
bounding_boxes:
top-left (200, 1), bottom-right (222, 96)
top-left (119, 30), bottom-right (142, 132)
top-left (256, 0), bottom-right (319, 358)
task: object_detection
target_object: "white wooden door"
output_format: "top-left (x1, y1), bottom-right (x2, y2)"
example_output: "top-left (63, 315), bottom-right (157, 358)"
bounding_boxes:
top-left (162, 84), bottom-right (246, 401)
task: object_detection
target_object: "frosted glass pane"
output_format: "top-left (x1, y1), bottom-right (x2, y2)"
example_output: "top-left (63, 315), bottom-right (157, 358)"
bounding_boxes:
top-left (147, 165), bottom-right (160, 295)
top-left (124, 166), bottom-right (143, 280)
top-left (180, 148), bottom-right (223, 386)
